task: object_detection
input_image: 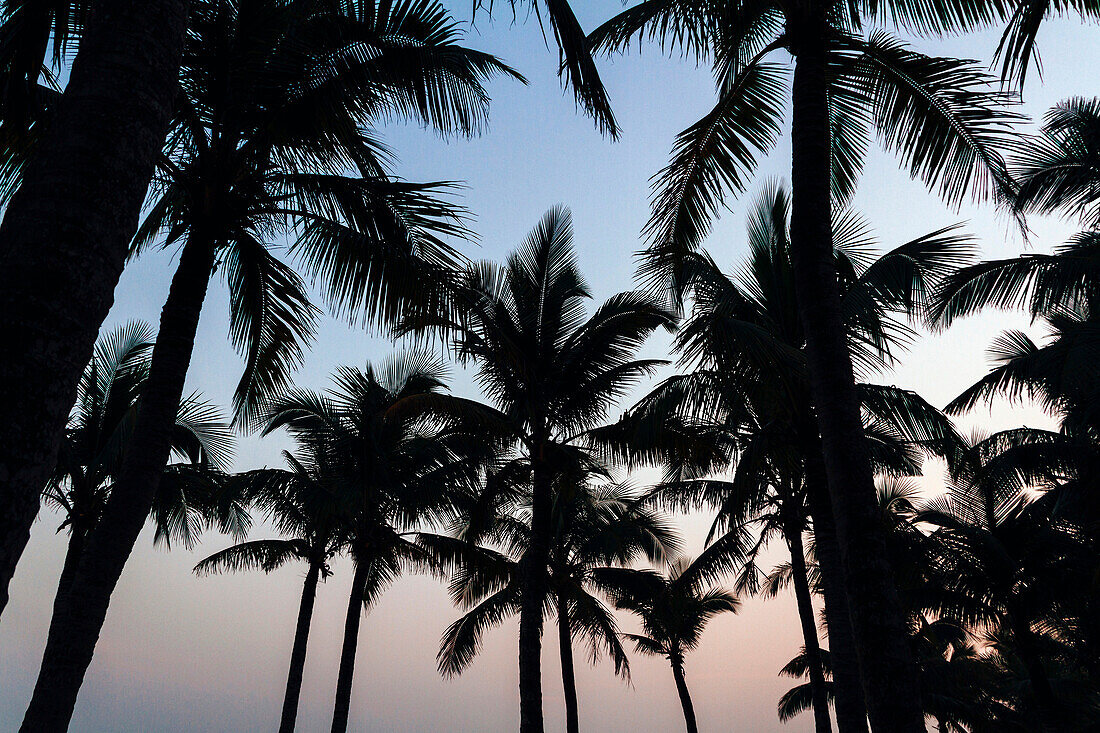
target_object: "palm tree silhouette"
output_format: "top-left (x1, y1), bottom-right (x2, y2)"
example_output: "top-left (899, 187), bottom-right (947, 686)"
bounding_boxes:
top-left (194, 450), bottom-right (348, 733)
top-left (46, 321), bottom-right (237, 603)
top-left (597, 556), bottom-right (741, 733)
top-left (407, 206), bottom-right (676, 733)
top-left (435, 464), bottom-right (679, 733)
top-left (260, 354), bottom-right (491, 733)
top-left (0, 0), bottom-right (188, 623)
top-left (606, 182), bottom-right (969, 732)
top-left (586, 7), bottom-right (1020, 727)
top-left (20, 3), bottom-right (521, 728)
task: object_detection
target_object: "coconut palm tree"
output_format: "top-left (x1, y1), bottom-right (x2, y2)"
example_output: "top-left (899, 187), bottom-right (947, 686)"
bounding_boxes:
top-left (45, 321), bottom-right (238, 603)
top-left (915, 431), bottom-right (1095, 727)
top-left (433, 464), bottom-right (679, 733)
top-left (596, 556), bottom-right (741, 733)
top-left (194, 449), bottom-right (348, 733)
top-left (0, 0), bottom-right (187, 623)
top-left (601, 182), bottom-right (969, 733)
top-left (586, 7), bottom-right (1020, 727)
top-left (20, 3), bottom-right (520, 728)
top-left (259, 354), bottom-right (491, 733)
top-left (406, 206), bottom-right (676, 733)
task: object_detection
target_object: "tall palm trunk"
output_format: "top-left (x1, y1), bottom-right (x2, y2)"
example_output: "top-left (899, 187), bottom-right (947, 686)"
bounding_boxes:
top-left (518, 439), bottom-right (552, 733)
top-left (21, 236), bottom-right (216, 732)
top-left (556, 594), bottom-right (580, 733)
top-left (0, 0), bottom-right (188, 618)
top-left (280, 560), bottom-right (322, 733)
top-left (331, 559), bottom-right (370, 733)
top-left (806, 453), bottom-right (869, 733)
top-left (786, 19), bottom-right (925, 733)
top-left (785, 516), bottom-right (833, 733)
top-left (670, 655), bottom-right (698, 733)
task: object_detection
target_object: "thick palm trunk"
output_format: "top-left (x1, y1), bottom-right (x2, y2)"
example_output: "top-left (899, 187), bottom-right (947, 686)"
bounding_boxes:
top-left (787, 23), bottom-right (924, 732)
top-left (0, 0), bottom-right (187, 616)
top-left (331, 560), bottom-right (369, 733)
top-left (54, 527), bottom-right (87, 606)
top-left (518, 440), bottom-right (552, 733)
top-left (556, 595), bottom-right (580, 733)
top-left (670, 657), bottom-right (698, 733)
top-left (786, 518), bottom-right (833, 733)
top-left (806, 454), bottom-right (869, 733)
top-left (280, 561), bottom-right (322, 733)
top-left (21, 236), bottom-right (216, 732)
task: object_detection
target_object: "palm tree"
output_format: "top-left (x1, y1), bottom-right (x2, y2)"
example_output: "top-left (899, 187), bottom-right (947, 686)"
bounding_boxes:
top-left (603, 182), bottom-right (970, 733)
top-left (260, 354), bottom-right (490, 733)
top-left (914, 435), bottom-right (1095, 726)
top-left (0, 0), bottom-right (187, 622)
top-left (45, 321), bottom-right (238, 603)
top-left (20, 3), bottom-right (521, 728)
top-left (586, 7), bottom-right (1020, 728)
top-left (194, 450), bottom-right (348, 733)
top-left (597, 556), bottom-right (741, 733)
top-left (434, 464), bottom-right (679, 733)
top-left (408, 206), bottom-right (676, 733)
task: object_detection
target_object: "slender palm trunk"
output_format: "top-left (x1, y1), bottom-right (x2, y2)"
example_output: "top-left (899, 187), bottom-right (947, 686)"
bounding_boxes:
top-left (518, 438), bottom-right (551, 733)
top-left (0, 0), bottom-right (187, 619)
top-left (670, 656), bottom-right (698, 733)
top-left (787, 21), bottom-right (924, 732)
top-left (280, 560), bottom-right (321, 733)
top-left (21, 236), bottom-right (216, 732)
top-left (806, 454), bottom-right (869, 733)
top-left (556, 595), bottom-right (580, 733)
top-left (786, 518), bottom-right (833, 733)
top-left (331, 559), bottom-right (369, 733)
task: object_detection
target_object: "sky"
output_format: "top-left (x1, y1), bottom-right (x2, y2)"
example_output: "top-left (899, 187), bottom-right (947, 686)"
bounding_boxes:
top-left (1, 4), bottom-right (1096, 731)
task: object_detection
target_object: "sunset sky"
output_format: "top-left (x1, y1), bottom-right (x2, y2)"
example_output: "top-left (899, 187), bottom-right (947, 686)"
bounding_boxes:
top-left (1, 4), bottom-right (1094, 730)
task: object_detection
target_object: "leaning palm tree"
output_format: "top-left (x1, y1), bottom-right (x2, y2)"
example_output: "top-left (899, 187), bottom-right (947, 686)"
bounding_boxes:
top-left (21, 3), bottom-right (520, 728)
top-left (0, 0), bottom-right (187, 623)
top-left (434, 464), bottom-right (679, 733)
top-left (194, 449), bottom-right (348, 733)
top-left (586, 7), bottom-right (1020, 727)
top-left (597, 557), bottom-right (741, 733)
top-left (407, 206), bottom-right (676, 733)
top-left (45, 321), bottom-right (238, 602)
top-left (260, 354), bottom-right (491, 733)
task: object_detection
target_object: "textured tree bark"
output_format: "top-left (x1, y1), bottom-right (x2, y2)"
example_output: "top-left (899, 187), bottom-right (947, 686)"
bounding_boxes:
top-left (670, 656), bottom-right (698, 733)
top-left (0, 0), bottom-right (188, 616)
top-left (280, 561), bottom-right (321, 733)
top-left (518, 438), bottom-right (551, 733)
top-left (331, 559), bottom-right (370, 733)
top-left (787, 19), bottom-right (925, 732)
top-left (806, 454), bottom-right (869, 733)
top-left (556, 595), bottom-right (580, 733)
top-left (20, 236), bottom-right (215, 732)
top-left (786, 517), bottom-right (833, 733)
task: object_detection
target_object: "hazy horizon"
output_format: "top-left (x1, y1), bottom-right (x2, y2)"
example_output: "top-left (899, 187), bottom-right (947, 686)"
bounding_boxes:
top-left (1, 4), bottom-right (1092, 730)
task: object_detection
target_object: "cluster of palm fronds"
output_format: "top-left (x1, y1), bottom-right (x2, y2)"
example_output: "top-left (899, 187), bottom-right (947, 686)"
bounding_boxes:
top-left (7, 0), bottom-right (1100, 732)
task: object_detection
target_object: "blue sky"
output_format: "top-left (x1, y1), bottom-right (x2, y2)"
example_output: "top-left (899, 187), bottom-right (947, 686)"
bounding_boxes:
top-left (1, 4), bottom-right (1096, 731)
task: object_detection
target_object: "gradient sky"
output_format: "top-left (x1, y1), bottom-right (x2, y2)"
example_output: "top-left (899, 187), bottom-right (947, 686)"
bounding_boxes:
top-left (1, 4), bottom-right (1095, 731)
